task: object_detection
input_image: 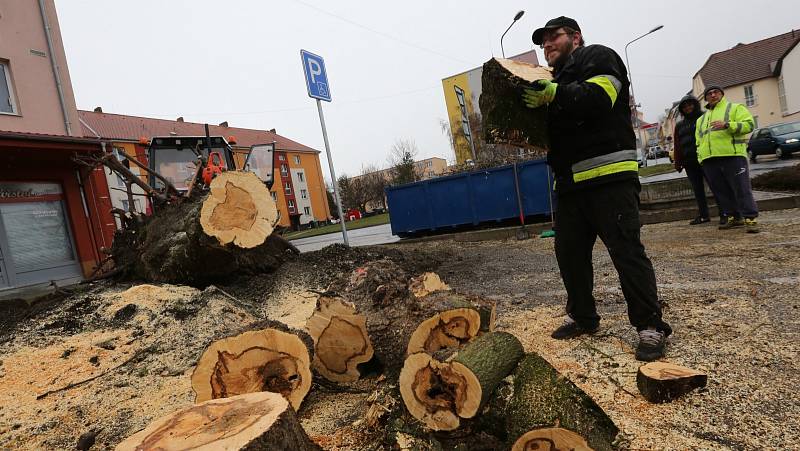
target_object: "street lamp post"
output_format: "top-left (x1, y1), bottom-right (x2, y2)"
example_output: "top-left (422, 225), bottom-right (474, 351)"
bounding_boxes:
top-left (500, 10), bottom-right (525, 58)
top-left (624, 25), bottom-right (663, 167)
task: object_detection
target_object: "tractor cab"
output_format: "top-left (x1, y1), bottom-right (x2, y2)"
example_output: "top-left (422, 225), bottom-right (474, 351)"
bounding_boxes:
top-left (146, 135), bottom-right (236, 192)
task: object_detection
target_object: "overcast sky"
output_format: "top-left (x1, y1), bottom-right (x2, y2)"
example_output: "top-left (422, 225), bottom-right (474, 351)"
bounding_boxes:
top-left (58, 1), bottom-right (798, 178)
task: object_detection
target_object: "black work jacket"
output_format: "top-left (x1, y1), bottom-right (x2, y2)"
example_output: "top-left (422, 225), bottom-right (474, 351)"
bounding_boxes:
top-left (674, 113), bottom-right (702, 167)
top-left (546, 45), bottom-right (638, 192)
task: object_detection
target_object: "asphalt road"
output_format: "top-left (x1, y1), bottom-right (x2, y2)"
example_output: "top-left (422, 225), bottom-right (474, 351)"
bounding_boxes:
top-left (294, 154), bottom-right (797, 252)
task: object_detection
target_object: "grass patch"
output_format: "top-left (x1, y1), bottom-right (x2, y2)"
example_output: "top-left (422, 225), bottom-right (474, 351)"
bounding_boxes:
top-left (638, 163), bottom-right (676, 178)
top-left (283, 213), bottom-right (391, 240)
top-left (752, 163), bottom-right (800, 192)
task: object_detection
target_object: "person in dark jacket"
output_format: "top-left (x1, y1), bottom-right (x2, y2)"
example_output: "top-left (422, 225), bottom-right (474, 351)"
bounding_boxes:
top-left (523, 17), bottom-right (672, 361)
top-left (673, 95), bottom-right (719, 224)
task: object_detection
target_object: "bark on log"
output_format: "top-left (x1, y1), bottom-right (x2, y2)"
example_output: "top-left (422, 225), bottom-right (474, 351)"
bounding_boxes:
top-left (112, 171), bottom-right (296, 285)
top-left (399, 331), bottom-right (524, 431)
top-left (511, 427), bottom-right (592, 451)
top-left (479, 57), bottom-right (552, 150)
top-left (191, 322), bottom-right (314, 410)
top-left (506, 353), bottom-right (618, 451)
top-left (637, 362), bottom-right (707, 403)
top-left (115, 392), bottom-right (320, 451)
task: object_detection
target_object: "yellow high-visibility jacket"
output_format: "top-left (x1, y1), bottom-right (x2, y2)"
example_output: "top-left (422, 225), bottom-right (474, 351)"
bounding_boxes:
top-left (695, 97), bottom-right (754, 163)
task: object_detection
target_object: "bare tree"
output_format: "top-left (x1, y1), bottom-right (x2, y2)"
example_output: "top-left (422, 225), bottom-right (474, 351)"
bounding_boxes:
top-left (387, 139), bottom-right (422, 186)
top-left (359, 164), bottom-right (388, 210)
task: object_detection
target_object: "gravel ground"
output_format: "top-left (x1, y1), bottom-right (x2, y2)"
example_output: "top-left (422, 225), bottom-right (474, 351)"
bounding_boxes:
top-left (0, 208), bottom-right (798, 450)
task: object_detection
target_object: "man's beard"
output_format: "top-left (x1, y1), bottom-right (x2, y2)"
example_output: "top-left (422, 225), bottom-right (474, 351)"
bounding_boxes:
top-left (548, 40), bottom-right (575, 72)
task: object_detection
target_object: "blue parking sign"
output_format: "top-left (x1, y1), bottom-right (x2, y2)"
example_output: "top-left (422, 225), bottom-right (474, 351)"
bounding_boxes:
top-left (301, 50), bottom-right (332, 102)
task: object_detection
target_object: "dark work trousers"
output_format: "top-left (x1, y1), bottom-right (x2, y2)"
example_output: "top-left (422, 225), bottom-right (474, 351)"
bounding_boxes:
top-left (684, 163), bottom-right (710, 219)
top-left (702, 156), bottom-right (759, 219)
top-left (554, 179), bottom-right (672, 335)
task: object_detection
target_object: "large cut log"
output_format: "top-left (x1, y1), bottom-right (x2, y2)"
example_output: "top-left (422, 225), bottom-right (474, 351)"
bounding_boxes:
top-left (311, 262), bottom-right (497, 381)
top-left (306, 295), bottom-right (374, 383)
top-left (511, 427), bottom-right (592, 451)
top-left (111, 171), bottom-right (297, 285)
top-left (479, 57), bottom-right (552, 150)
top-left (506, 353), bottom-right (618, 451)
top-left (191, 322), bottom-right (314, 410)
top-left (406, 291), bottom-right (496, 355)
top-left (116, 392), bottom-right (320, 451)
top-left (399, 331), bottom-right (524, 431)
top-left (637, 361), bottom-right (708, 403)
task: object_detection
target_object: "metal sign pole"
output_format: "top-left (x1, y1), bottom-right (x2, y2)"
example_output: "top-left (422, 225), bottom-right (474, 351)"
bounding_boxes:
top-left (315, 99), bottom-right (349, 246)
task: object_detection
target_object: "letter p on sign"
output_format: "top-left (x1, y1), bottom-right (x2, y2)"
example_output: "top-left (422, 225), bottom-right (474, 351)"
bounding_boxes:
top-left (301, 50), bottom-right (332, 102)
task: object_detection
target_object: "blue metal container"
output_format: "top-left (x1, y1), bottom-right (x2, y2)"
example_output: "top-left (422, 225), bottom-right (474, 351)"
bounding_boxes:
top-left (386, 158), bottom-right (553, 236)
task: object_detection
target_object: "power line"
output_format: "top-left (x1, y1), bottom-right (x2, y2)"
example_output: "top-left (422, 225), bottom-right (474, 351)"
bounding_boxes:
top-left (291, 0), bottom-right (473, 65)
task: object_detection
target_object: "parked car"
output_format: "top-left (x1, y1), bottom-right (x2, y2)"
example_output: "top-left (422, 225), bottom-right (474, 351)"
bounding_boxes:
top-left (636, 149), bottom-right (644, 167)
top-left (747, 121), bottom-right (800, 162)
top-left (647, 145), bottom-right (668, 159)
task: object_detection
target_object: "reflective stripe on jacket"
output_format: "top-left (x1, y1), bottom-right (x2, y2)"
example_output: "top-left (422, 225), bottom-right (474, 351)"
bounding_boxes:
top-left (695, 97), bottom-right (754, 163)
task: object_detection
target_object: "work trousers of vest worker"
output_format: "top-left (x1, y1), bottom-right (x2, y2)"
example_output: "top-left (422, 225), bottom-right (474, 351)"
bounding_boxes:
top-left (701, 156), bottom-right (759, 219)
top-left (554, 179), bottom-right (672, 335)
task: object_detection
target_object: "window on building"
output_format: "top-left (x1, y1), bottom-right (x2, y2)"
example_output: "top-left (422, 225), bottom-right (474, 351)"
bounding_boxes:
top-left (300, 189), bottom-right (307, 199)
top-left (778, 75), bottom-right (788, 115)
top-left (281, 164), bottom-right (288, 175)
top-left (427, 161), bottom-right (433, 168)
top-left (278, 154), bottom-right (286, 161)
top-left (284, 182), bottom-right (291, 194)
top-left (744, 84), bottom-right (756, 107)
top-left (297, 171), bottom-right (305, 182)
top-left (454, 85), bottom-right (474, 149)
top-left (288, 199), bottom-right (295, 211)
top-left (0, 62), bottom-right (17, 114)
top-left (270, 191), bottom-right (277, 201)
top-left (294, 155), bottom-right (301, 164)
top-left (304, 206), bottom-right (310, 215)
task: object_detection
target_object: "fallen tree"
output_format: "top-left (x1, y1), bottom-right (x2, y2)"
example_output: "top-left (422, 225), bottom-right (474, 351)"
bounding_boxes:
top-left (115, 392), bottom-right (320, 451)
top-left (191, 321), bottom-right (314, 410)
top-left (506, 353), bottom-right (618, 450)
top-left (479, 57), bottom-right (552, 152)
top-left (111, 171), bottom-right (298, 285)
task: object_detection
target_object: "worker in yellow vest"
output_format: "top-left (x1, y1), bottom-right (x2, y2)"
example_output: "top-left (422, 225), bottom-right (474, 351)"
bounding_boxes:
top-left (695, 85), bottom-right (759, 233)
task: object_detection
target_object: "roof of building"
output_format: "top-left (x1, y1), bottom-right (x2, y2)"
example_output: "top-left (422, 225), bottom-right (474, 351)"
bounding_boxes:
top-left (0, 130), bottom-right (102, 145)
top-left (78, 110), bottom-right (319, 154)
top-left (696, 30), bottom-right (800, 88)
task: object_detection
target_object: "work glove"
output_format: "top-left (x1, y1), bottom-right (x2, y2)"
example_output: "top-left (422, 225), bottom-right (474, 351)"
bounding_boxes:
top-left (522, 79), bottom-right (557, 109)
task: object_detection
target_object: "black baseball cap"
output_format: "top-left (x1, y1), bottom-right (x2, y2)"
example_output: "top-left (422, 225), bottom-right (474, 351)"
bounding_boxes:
top-left (532, 16), bottom-right (581, 45)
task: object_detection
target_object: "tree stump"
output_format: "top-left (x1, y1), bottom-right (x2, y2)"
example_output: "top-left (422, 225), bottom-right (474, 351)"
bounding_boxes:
top-left (506, 353), bottom-right (618, 451)
top-left (112, 171), bottom-right (296, 285)
top-left (191, 323), bottom-right (314, 410)
top-left (479, 57), bottom-right (552, 151)
top-left (511, 427), bottom-right (592, 451)
top-left (115, 392), bottom-right (320, 451)
top-left (305, 295), bottom-right (374, 383)
top-left (399, 331), bottom-right (524, 431)
top-left (637, 362), bottom-right (707, 403)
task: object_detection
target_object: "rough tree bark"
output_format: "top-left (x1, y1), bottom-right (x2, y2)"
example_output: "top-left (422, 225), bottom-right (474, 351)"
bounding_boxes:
top-left (112, 171), bottom-right (297, 285)
top-left (399, 331), bottom-right (524, 431)
top-left (191, 321), bottom-right (314, 411)
top-left (479, 57), bottom-right (552, 151)
top-left (506, 353), bottom-right (618, 451)
top-left (637, 362), bottom-right (707, 403)
top-left (115, 392), bottom-right (320, 451)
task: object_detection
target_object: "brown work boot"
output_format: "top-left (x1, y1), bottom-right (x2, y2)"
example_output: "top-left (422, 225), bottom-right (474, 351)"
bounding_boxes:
top-left (718, 217), bottom-right (744, 230)
top-left (744, 218), bottom-right (760, 233)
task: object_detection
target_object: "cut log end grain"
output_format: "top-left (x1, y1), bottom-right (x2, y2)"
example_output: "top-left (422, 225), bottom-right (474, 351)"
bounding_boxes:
top-left (511, 427), bottom-right (592, 451)
top-left (409, 272), bottom-right (451, 298)
top-left (306, 295), bottom-right (374, 383)
top-left (400, 332), bottom-right (525, 431)
top-left (406, 308), bottom-right (482, 355)
top-left (200, 171), bottom-right (278, 248)
top-left (637, 362), bottom-right (708, 403)
top-left (191, 328), bottom-right (312, 410)
top-left (115, 392), bottom-right (319, 451)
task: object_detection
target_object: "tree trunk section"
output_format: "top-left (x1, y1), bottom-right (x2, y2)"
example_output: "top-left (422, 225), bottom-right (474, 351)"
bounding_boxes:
top-left (306, 295), bottom-right (374, 383)
top-left (115, 392), bottom-right (320, 451)
top-left (191, 321), bottom-right (314, 411)
top-left (112, 171), bottom-right (296, 285)
top-left (506, 353), bottom-right (618, 451)
top-left (637, 362), bottom-right (707, 403)
top-left (479, 57), bottom-right (552, 151)
top-left (511, 427), bottom-right (592, 451)
top-left (399, 331), bottom-right (524, 431)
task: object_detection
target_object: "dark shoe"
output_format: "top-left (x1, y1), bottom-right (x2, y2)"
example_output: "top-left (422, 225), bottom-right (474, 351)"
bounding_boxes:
top-left (718, 217), bottom-right (744, 230)
top-left (745, 218), bottom-right (760, 233)
top-left (688, 217), bottom-right (710, 225)
top-left (551, 318), bottom-right (599, 340)
top-left (635, 328), bottom-right (666, 361)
